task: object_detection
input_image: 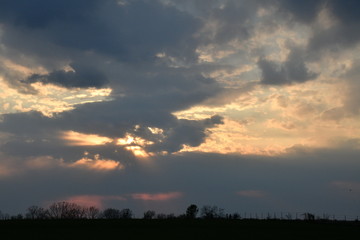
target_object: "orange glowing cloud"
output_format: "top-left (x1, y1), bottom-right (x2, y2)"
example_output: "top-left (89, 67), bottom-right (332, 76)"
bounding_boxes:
top-left (70, 155), bottom-right (124, 171)
top-left (0, 164), bottom-right (16, 177)
top-left (26, 156), bottom-right (64, 169)
top-left (24, 155), bottom-right (123, 171)
top-left (61, 131), bottom-right (113, 146)
top-left (62, 195), bottom-right (127, 208)
top-left (131, 192), bottom-right (183, 201)
top-left (64, 195), bottom-right (106, 208)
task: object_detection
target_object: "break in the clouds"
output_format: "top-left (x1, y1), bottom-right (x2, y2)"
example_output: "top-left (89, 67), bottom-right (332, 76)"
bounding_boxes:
top-left (1, 0), bottom-right (360, 217)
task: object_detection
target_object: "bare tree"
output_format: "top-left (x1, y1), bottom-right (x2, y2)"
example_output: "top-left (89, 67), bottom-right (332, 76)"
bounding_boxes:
top-left (200, 205), bottom-right (225, 219)
top-left (302, 212), bottom-right (315, 221)
top-left (26, 205), bottom-right (49, 219)
top-left (143, 210), bottom-right (156, 219)
top-left (166, 213), bottom-right (176, 219)
top-left (285, 213), bottom-right (292, 220)
top-left (156, 213), bottom-right (167, 219)
top-left (11, 214), bottom-right (24, 220)
top-left (86, 206), bottom-right (100, 219)
top-left (48, 201), bottom-right (86, 219)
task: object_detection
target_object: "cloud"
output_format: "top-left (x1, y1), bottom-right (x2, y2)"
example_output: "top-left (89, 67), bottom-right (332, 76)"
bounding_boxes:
top-left (0, 0), bottom-right (200, 63)
top-left (24, 155), bottom-right (124, 172)
top-left (320, 60), bottom-right (360, 121)
top-left (0, 164), bottom-right (16, 178)
top-left (341, 60), bottom-right (360, 115)
top-left (63, 195), bottom-right (126, 209)
top-left (278, 0), bottom-right (360, 56)
top-left (0, 99), bottom-right (224, 160)
top-left (61, 131), bottom-right (113, 146)
top-left (70, 156), bottom-right (124, 171)
top-left (0, 146), bottom-right (360, 215)
top-left (131, 192), bottom-right (183, 201)
top-left (24, 63), bottom-right (108, 89)
top-left (202, 0), bottom-right (259, 44)
top-left (258, 47), bottom-right (318, 85)
top-left (276, 0), bottom-right (324, 24)
top-left (148, 115), bottom-right (224, 153)
top-left (331, 181), bottom-right (360, 193)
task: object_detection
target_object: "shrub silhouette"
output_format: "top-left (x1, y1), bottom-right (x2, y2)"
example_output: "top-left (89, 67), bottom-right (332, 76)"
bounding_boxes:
top-left (143, 210), bottom-right (156, 219)
top-left (186, 204), bottom-right (199, 219)
top-left (102, 208), bottom-right (121, 219)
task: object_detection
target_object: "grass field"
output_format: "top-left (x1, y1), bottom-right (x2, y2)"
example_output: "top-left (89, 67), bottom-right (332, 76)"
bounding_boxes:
top-left (1, 219), bottom-right (359, 240)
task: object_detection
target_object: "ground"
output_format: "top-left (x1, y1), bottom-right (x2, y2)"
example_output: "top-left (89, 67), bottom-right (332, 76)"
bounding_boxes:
top-left (1, 219), bottom-right (359, 239)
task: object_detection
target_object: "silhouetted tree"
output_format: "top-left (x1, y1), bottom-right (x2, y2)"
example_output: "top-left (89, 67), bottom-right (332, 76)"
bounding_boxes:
top-left (11, 214), bottom-right (24, 220)
top-left (86, 206), bottom-right (100, 219)
top-left (119, 208), bottom-right (133, 219)
top-left (0, 211), bottom-right (10, 220)
top-left (200, 205), bottom-right (225, 219)
top-left (186, 204), bottom-right (199, 219)
top-left (166, 213), bottom-right (176, 219)
top-left (48, 201), bottom-right (86, 219)
top-left (143, 210), bottom-right (156, 219)
top-left (302, 212), bottom-right (315, 221)
top-left (156, 213), bottom-right (167, 219)
top-left (102, 208), bottom-right (121, 219)
top-left (26, 205), bottom-right (49, 219)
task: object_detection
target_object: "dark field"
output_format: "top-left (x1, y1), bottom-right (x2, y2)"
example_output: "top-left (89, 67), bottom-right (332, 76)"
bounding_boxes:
top-left (1, 220), bottom-right (359, 240)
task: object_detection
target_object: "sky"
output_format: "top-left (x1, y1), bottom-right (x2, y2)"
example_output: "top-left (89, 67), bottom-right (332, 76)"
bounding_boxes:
top-left (0, 0), bottom-right (360, 218)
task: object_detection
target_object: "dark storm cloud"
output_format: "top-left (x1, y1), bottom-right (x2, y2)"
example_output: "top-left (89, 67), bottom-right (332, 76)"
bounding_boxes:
top-left (0, 0), bottom-right (99, 28)
top-left (258, 47), bottom-right (318, 85)
top-left (0, 0), bottom-right (202, 98)
top-left (0, 0), bottom-right (199, 63)
top-left (24, 63), bottom-right (108, 89)
top-left (149, 115), bottom-right (223, 153)
top-left (275, 0), bottom-right (360, 54)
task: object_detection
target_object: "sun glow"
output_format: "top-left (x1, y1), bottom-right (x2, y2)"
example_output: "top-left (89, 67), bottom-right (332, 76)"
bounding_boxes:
top-left (117, 133), bottom-right (153, 146)
top-left (61, 131), bottom-right (113, 146)
top-left (117, 133), bottom-right (154, 158)
top-left (125, 146), bottom-right (151, 158)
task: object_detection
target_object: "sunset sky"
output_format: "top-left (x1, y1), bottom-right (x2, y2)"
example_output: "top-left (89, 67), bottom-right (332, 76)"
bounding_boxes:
top-left (1, 0), bottom-right (360, 218)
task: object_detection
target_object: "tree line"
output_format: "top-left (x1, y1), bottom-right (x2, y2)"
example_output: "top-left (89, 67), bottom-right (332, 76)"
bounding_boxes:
top-left (1, 201), bottom-right (348, 221)
top-left (0, 202), bottom-right (234, 220)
